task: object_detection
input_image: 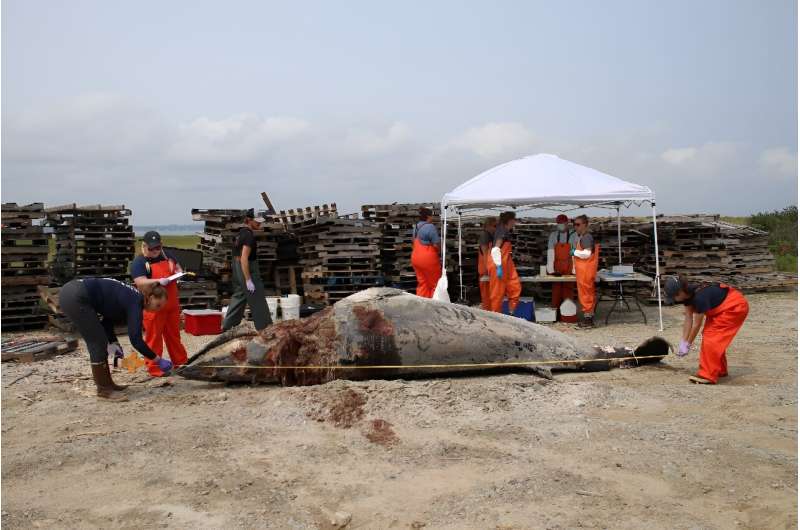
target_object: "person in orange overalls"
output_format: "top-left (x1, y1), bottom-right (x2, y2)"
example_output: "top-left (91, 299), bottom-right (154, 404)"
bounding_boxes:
top-left (572, 215), bottom-right (599, 327)
top-left (477, 216), bottom-right (497, 310)
top-left (546, 214), bottom-right (578, 317)
top-left (131, 231), bottom-right (188, 377)
top-left (410, 207), bottom-right (442, 298)
top-left (666, 275), bottom-right (749, 384)
top-left (487, 211), bottom-right (521, 314)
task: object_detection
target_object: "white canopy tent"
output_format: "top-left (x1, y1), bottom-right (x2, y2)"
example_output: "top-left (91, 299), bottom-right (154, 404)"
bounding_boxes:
top-left (440, 153), bottom-right (663, 330)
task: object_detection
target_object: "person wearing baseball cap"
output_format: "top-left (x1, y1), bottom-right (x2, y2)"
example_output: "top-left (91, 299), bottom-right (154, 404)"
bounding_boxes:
top-left (130, 230), bottom-right (188, 376)
top-left (222, 209), bottom-right (272, 331)
top-left (665, 275), bottom-right (749, 384)
top-left (546, 214), bottom-right (579, 318)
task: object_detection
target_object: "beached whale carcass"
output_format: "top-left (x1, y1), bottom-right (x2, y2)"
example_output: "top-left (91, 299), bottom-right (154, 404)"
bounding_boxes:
top-left (178, 287), bottom-right (670, 385)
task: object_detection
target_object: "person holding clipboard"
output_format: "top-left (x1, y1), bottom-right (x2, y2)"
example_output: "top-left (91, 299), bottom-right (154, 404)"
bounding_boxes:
top-left (131, 230), bottom-right (188, 376)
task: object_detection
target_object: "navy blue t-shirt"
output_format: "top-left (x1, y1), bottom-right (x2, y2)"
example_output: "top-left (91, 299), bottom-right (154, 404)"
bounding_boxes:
top-left (130, 250), bottom-right (178, 279)
top-left (82, 278), bottom-right (159, 360)
top-left (685, 284), bottom-right (729, 314)
top-left (234, 228), bottom-right (258, 261)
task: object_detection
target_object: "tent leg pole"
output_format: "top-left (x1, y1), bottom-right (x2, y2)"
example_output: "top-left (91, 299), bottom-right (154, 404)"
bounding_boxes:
top-left (458, 213), bottom-right (463, 302)
top-left (652, 202), bottom-right (663, 331)
top-left (441, 205), bottom-right (448, 277)
top-left (617, 206), bottom-right (622, 265)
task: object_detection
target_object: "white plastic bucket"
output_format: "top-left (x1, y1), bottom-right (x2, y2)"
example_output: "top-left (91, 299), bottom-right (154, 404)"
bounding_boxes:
top-left (266, 297), bottom-right (281, 322)
top-left (559, 298), bottom-right (577, 317)
top-left (280, 294), bottom-right (301, 320)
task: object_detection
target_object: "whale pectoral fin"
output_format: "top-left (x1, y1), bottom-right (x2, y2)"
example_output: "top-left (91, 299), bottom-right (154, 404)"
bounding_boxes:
top-left (522, 365), bottom-right (553, 380)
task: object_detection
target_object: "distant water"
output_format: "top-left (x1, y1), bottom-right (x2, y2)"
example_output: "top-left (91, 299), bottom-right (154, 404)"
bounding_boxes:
top-left (134, 225), bottom-right (197, 236)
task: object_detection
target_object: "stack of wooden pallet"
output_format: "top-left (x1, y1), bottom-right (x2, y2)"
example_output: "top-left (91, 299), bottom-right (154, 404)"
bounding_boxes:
top-left (177, 280), bottom-right (219, 310)
top-left (443, 217), bottom-right (484, 301)
top-left (361, 203), bottom-right (440, 293)
top-left (510, 221), bottom-right (548, 266)
top-left (266, 204), bottom-right (338, 227)
top-left (37, 286), bottom-right (73, 331)
top-left (2, 203), bottom-right (49, 331)
top-left (44, 204), bottom-right (135, 283)
top-left (296, 216), bottom-right (382, 305)
top-left (191, 208), bottom-right (281, 304)
top-left (639, 215), bottom-right (789, 292)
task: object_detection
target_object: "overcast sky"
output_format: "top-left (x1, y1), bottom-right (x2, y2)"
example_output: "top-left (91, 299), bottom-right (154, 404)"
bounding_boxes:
top-left (2, 0), bottom-right (797, 224)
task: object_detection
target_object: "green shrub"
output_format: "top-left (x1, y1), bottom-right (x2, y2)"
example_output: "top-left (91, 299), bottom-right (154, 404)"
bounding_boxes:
top-left (751, 206), bottom-right (797, 272)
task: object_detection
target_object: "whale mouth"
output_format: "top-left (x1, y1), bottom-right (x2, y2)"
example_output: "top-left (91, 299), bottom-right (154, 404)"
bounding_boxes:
top-left (632, 336), bottom-right (671, 362)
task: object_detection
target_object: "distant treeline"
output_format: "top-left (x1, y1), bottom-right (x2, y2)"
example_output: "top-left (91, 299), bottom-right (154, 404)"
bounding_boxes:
top-left (134, 225), bottom-right (196, 235)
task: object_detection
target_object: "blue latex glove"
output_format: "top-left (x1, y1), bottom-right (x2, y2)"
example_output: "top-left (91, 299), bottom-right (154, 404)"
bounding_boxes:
top-left (107, 343), bottom-right (124, 360)
top-left (246, 279), bottom-right (256, 294)
top-left (157, 358), bottom-right (173, 374)
top-left (677, 340), bottom-right (691, 357)
top-left (496, 265), bottom-right (503, 279)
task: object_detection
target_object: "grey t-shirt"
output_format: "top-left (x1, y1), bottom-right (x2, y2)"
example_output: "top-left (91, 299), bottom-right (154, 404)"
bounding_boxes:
top-left (493, 225), bottom-right (511, 246)
top-left (478, 230), bottom-right (493, 251)
top-left (578, 232), bottom-right (594, 250)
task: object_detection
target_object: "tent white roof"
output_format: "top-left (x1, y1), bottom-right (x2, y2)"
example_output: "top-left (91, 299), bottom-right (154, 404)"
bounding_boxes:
top-left (442, 153), bottom-right (654, 209)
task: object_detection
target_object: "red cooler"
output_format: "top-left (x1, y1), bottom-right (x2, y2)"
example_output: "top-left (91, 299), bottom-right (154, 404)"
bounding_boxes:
top-left (183, 309), bottom-right (223, 336)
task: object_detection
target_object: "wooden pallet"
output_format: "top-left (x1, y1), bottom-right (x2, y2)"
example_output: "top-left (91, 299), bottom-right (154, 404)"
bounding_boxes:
top-left (1, 335), bottom-right (79, 362)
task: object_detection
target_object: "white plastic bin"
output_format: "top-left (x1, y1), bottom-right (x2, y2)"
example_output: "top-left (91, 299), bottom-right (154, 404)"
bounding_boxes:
top-left (534, 306), bottom-right (557, 323)
top-left (280, 294), bottom-right (301, 320)
top-left (266, 297), bottom-right (281, 322)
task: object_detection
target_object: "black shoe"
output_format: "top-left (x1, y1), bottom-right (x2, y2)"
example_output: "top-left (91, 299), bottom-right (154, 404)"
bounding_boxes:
top-left (578, 316), bottom-right (595, 328)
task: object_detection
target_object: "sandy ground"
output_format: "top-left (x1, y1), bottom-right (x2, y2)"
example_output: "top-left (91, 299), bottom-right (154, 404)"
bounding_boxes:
top-left (1, 292), bottom-right (797, 529)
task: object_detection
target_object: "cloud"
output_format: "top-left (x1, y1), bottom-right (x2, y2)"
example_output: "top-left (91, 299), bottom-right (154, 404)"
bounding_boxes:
top-left (760, 146), bottom-right (798, 177)
top-left (446, 122), bottom-right (536, 160)
top-left (3, 92), bottom-right (168, 164)
top-left (2, 94), bottom-right (796, 223)
top-left (660, 147), bottom-right (697, 165)
top-left (167, 115), bottom-right (311, 164)
top-left (658, 142), bottom-right (741, 176)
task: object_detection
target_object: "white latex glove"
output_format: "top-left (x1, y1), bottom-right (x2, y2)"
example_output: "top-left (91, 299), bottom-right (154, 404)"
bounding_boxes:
top-left (157, 277), bottom-right (170, 286)
top-left (574, 249), bottom-right (591, 259)
top-left (490, 247), bottom-right (502, 267)
top-left (546, 248), bottom-right (555, 275)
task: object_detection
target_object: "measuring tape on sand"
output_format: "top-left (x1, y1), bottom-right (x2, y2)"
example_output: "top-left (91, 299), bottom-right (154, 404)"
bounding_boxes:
top-left (175, 354), bottom-right (667, 371)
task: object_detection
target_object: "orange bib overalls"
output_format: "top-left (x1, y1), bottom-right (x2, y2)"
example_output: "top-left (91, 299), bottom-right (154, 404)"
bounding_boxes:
top-left (696, 284), bottom-right (749, 383)
top-left (410, 223), bottom-right (442, 298)
top-left (551, 235), bottom-right (576, 311)
top-left (574, 241), bottom-right (600, 316)
top-left (143, 257), bottom-right (188, 376)
top-left (487, 240), bottom-right (521, 314)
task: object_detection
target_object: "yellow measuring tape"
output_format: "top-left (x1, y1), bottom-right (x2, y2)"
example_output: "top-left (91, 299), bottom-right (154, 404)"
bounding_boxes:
top-left (180, 354), bottom-right (666, 371)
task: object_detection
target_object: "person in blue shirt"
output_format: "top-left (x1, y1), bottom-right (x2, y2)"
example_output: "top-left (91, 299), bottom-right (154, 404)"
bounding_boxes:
top-left (59, 278), bottom-right (173, 401)
top-left (410, 207), bottom-right (442, 298)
